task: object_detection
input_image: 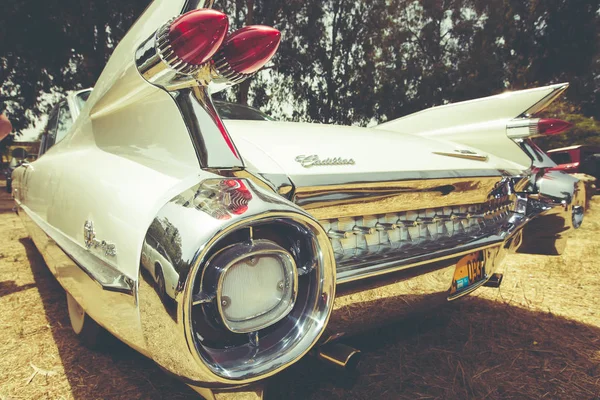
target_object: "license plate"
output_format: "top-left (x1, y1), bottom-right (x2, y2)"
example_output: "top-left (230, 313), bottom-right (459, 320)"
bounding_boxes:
top-left (450, 251), bottom-right (486, 295)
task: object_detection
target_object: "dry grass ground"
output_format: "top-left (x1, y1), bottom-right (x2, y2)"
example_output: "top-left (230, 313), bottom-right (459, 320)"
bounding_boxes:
top-left (1, 180), bottom-right (599, 399)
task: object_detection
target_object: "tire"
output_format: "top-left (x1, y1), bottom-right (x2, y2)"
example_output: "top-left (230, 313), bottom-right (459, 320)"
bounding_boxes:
top-left (66, 292), bottom-right (107, 349)
top-left (155, 266), bottom-right (167, 300)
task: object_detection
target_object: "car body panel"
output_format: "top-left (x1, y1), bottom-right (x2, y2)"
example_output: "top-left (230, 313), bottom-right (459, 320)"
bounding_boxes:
top-left (224, 120), bottom-right (526, 181)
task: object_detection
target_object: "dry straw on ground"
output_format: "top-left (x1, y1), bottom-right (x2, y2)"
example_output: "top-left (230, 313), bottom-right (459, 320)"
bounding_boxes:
top-left (1, 181), bottom-right (599, 399)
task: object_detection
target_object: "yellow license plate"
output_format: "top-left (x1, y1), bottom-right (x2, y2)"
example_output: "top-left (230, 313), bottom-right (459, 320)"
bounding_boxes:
top-left (450, 251), bottom-right (486, 295)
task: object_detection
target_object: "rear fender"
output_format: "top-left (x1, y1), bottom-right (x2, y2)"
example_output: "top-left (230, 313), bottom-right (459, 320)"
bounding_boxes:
top-left (376, 83), bottom-right (569, 169)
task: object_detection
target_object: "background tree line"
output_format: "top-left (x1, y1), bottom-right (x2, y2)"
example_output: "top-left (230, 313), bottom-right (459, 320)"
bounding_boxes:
top-left (1, 0), bottom-right (598, 149)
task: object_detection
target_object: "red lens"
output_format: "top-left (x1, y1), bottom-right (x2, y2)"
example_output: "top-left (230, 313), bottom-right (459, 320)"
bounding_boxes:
top-left (537, 118), bottom-right (573, 136)
top-left (168, 9), bottom-right (229, 65)
top-left (221, 26), bottom-right (281, 74)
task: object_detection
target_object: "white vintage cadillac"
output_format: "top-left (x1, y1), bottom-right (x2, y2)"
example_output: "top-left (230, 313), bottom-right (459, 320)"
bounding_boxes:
top-left (10, 1), bottom-right (585, 399)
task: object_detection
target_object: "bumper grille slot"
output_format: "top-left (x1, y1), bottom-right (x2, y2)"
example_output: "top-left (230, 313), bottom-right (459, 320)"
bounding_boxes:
top-left (320, 196), bottom-right (515, 272)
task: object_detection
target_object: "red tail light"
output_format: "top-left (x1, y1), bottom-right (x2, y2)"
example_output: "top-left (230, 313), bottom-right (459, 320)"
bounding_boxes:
top-left (221, 179), bottom-right (252, 215)
top-left (219, 26), bottom-right (281, 74)
top-left (168, 9), bottom-right (229, 66)
top-left (537, 118), bottom-right (573, 136)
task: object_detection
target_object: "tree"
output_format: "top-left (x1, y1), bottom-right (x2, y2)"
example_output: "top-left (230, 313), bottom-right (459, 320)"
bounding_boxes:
top-left (1, 0), bottom-right (598, 135)
top-left (0, 0), bottom-right (151, 134)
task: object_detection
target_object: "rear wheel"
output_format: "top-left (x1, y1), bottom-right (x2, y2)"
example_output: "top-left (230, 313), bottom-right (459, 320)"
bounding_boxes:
top-left (66, 292), bottom-right (106, 349)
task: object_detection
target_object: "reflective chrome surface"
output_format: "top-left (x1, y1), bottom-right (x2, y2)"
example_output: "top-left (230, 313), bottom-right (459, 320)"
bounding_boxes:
top-left (138, 178), bottom-right (336, 385)
top-left (294, 176), bottom-right (508, 220)
top-left (170, 86), bottom-right (244, 169)
top-left (520, 82), bottom-right (569, 117)
top-left (432, 149), bottom-right (489, 162)
top-left (322, 194), bottom-right (516, 281)
top-left (517, 169), bottom-right (585, 255)
top-left (325, 242), bottom-right (512, 338)
top-left (83, 220), bottom-right (117, 257)
top-left (294, 155), bottom-right (356, 168)
top-left (316, 342), bottom-right (361, 371)
top-left (135, 28), bottom-right (244, 170)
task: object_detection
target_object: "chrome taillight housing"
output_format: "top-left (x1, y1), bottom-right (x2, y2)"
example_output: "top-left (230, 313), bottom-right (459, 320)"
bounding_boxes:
top-left (138, 179), bottom-right (336, 384)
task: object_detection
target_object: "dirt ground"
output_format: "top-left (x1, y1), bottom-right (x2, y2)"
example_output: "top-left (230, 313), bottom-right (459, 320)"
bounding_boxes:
top-left (1, 180), bottom-right (599, 399)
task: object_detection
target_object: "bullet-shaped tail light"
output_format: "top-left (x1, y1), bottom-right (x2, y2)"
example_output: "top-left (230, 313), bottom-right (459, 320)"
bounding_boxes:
top-left (507, 118), bottom-right (573, 139)
top-left (536, 118), bottom-right (573, 136)
top-left (213, 26), bottom-right (281, 83)
top-left (157, 9), bottom-right (229, 75)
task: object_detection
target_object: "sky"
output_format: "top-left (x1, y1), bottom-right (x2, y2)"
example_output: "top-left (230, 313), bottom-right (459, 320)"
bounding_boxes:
top-left (17, 117), bottom-right (46, 142)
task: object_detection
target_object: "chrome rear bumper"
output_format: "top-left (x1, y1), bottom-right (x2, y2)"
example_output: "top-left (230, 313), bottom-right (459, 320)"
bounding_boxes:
top-left (325, 231), bottom-right (518, 339)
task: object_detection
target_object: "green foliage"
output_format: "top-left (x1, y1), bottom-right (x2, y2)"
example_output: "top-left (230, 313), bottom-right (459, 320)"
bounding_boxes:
top-left (1, 0), bottom-right (599, 132)
top-left (0, 0), bottom-right (151, 133)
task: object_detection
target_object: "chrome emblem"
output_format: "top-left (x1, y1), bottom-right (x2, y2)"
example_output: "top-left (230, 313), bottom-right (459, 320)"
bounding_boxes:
top-left (295, 155), bottom-right (355, 168)
top-left (433, 149), bottom-right (488, 162)
top-left (83, 220), bottom-right (117, 257)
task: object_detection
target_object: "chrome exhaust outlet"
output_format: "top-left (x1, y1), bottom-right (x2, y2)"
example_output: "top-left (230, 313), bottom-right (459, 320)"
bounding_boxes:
top-left (483, 273), bottom-right (503, 288)
top-left (316, 343), bottom-right (362, 372)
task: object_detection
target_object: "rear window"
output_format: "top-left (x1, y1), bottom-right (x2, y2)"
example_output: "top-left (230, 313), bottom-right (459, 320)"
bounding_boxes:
top-left (74, 90), bottom-right (92, 112)
top-left (549, 152), bottom-right (572, 165)
top-left (214, 101), bottom-right (273, 121)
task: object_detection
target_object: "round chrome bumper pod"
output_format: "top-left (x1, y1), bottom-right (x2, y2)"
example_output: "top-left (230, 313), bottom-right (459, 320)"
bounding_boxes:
top-left (137, 178), bottom-right (335, 386)
top-left (517, 170), bottom-right (586, 255)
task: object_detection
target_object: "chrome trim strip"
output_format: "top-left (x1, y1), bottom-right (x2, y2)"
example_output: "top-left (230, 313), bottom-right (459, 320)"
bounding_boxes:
top-left (336, 231), bottom-right (511, 284)
top-left (182, 0), bottom-right (214, 13)
top-left (170, 87), bottom-right (245, 170)
top-left (324, 195), bottom-right (515, 272)
top-left (521, 83), bottom-right (569, 117)
top-left (16, 201), bottom-right (134, 294)
top-left (295, 176), bottom-right (509, 220)
top-left (432, 151), bottom-right (488, 162)
top-left (290, 169), bottom-right (522, 190)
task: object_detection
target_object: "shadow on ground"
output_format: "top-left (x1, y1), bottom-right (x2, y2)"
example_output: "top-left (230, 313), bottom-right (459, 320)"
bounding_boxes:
top-left (271, 296), bottom-right (600, 399)
top-left (19, 236), bottom-right (198, 400)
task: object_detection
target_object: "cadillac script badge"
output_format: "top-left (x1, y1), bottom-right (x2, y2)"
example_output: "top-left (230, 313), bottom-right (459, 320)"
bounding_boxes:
top-left (83, 220), bottom-right (117, 257)
top-left (295, 155), bottom-right (355, 168)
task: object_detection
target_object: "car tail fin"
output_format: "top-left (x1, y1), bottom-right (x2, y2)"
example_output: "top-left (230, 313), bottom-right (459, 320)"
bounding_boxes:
top-left (375, 83), bottom-right (569, 136)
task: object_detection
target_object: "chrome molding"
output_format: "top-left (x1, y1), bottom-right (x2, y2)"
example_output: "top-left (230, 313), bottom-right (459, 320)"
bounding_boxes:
top-left (294, 175), bottom-right (509, 220)
top-left (17, 201), bottom-right (134, 294)
top-left (134, 11), bottom-right (244, 171)
top-left (520, 83), bottom-right (569, 117)
top-left (432, 150), bottom-right (488, 162)
top-left (514, 138), bottom-right (557, 168)
top-left (170, 86), bottom-right (244, 169)
top-left (137, 178), bottom-right (336, 386)
top-left (182, 0), bottom-right (215, 13)
top-left (294, 155), bottom-right (356, 168)
top-left (324, 195), bottom-right (516, 279)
